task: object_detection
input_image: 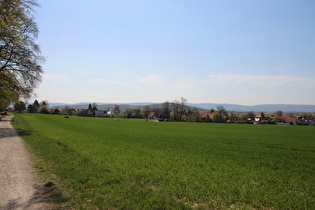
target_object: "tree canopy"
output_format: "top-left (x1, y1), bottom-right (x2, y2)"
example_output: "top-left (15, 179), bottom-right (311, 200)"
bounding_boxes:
top-left (0, 0), bottom-right (44, 108)
top-left (142, 105), bottom-right (151, 122)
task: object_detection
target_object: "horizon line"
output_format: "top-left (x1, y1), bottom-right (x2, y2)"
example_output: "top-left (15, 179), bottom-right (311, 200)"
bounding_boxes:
top-left (41, 101), bottom-right (315, 106)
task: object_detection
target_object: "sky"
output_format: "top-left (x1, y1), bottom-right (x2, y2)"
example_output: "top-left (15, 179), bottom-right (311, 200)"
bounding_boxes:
top-left (32, 0), bottom-right (315, 105)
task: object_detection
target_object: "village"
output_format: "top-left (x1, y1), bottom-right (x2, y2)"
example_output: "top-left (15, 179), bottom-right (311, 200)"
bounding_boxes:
top-left (84, 106), bottom-right (315, 125)
top-left (5, 100), bottom-right (315, 126)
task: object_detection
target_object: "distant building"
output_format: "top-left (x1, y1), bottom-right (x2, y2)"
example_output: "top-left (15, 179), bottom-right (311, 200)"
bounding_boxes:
top-left (282, 115), bottom-right (297, 124)
top-left (254, 114), bottom-right (271, 124)
top-left (302, 117), bottom-right (315, 125)
top-left (112, 105), bottom-right (121, 118)
top-left (149, 112), bottom-right (156, 120)
top-left (94, 110), bottom-right (106, 117)
top-left (201, 112), bottom-right (214, 122)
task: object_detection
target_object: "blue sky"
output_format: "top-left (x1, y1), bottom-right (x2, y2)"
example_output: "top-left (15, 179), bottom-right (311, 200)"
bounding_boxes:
top-left (33, 0), bottom-right (315, 105)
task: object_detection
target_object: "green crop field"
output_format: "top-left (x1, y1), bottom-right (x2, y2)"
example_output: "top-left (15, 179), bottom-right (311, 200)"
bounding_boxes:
top-left (12, 113), bottom-right (315, 209)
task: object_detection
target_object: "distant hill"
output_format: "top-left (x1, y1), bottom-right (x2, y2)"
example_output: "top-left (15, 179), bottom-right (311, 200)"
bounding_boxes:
top-left (187, 103), bottom-right (315, 113)
top-left (50, 103), bottom-right (146, 112)
top-left (49, 102), bottom-right (315, 113)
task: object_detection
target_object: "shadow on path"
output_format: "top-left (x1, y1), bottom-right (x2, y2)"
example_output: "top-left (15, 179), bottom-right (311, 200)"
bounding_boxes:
top-left (0, 128), bottom-right (33, 138)
top-left (0, 188), bottom-right (42, 210)
top-left (0, 182), bottom-right (69, 209)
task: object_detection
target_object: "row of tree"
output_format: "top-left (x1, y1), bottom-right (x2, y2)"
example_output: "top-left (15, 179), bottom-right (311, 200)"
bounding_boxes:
top-left (13, 99), bottom-right (49, 114)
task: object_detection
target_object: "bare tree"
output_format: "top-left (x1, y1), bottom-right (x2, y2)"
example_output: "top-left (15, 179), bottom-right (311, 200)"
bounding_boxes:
top-left (180, 97), bottom-right (187, 121)
top-left (142, 105), bottom-right (151, 122)
top-left (217, 106), bottom-right (227, 123)
top-left (246, 111), bottom-right (255, 121)
top-left (162, 101), bottom-right (171, 121)
top-left (171, 100), bottom-right (180, 121)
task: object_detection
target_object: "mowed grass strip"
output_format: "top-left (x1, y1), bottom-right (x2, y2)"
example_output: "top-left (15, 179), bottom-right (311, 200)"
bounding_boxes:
top-left (12, 113), bottom-right (315, 209)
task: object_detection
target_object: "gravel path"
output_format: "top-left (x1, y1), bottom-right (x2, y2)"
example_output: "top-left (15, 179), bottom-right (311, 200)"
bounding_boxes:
top-left (0, 114), bottom-right (46, 209)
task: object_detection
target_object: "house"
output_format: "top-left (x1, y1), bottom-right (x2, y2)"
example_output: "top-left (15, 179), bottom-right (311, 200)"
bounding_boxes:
top-left (201, 112), bottom-right (214, 122)
top-left (94, 110), bottom-right (106, 117)
top-left (254, 114), bottom-right (271, 124)
top-left (274, 115), bottom-right (298, 125)
top-left (302, 117), bottom-right (315, 125)
top-left (297, 116), bottom-right (315, 125)
top-left (149, 112), bottom-right (156, 120)
top-left (112, 105), bottom-right (121, 118)
top-left (282, 115), bottom-right (297, 124)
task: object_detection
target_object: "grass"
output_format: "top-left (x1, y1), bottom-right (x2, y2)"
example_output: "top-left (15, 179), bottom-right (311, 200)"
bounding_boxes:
top-left (12, 113), bottom-right (315, 209)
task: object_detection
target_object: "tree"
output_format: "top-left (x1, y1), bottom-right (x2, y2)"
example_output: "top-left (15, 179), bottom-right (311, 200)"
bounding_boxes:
top-left (217, 106), bottom-right (227, 123)
top-left (239, 114), bottom-right (248, 123)
top-left (205, 114), bottom-right (212, 123)
top-left (27, 99), bottom-right (39, 113)
top-left (192, 110), bottom-right (201, 122)
top-left (33, 99), bottom-right (39, 112)
top-left (212, 112), bottom-right (221, 123)
top-left (162, 101), bottom-right (171, 120)
top-left (87, 103), bottom-right (97, 117)
top-left (180, 97), bottom-right (187, 121)
top-left (62, 106), bottom-right (71, 115)
top-left (275, 110), bottom-right (283, 117)
top-left (27, 104), bottom-right (34, 113)
top-left (217, 106), bottom-right (226, 114)
top-left (229, 111), bottom-right (238, 123)
top-left (142, 105), bottom-right (151, 122)
top-left (33, 99), bottom-right (39, 106)
top-left (0, 0), bottom-right (44, 105)
top-left (246, 111), bottom-right (255, 121)
top-left (275, 110), bottom-right (283, 122)
top-left (112, 105), bottom-right (121, 118)
top-left (299, 113), bottom-right (313, 119)
top-left (53, 107), bottom-right (61, 115)
top-left (38, 101), bottom-right (49, 114)
top-left (186, 106), bottom-right (194, 121)
top-left (92, 103), bottom-right (97, 117)
top-left (171, 100), bottom-right (180, 121)
top-left (260, 112), bottom-right (265, 118)
top-left (0, 71), bottom-right (20, 110)
top-left (14, 101), bottom-right (26, 113)
top-left (41, 100), bottom-right (48, 106)
top-left (38, 105), bottom-right (49, 114)
top-left (125, 108), bottom-right (132, 118)
top-left (152, 108), bottom-right (162, 119)
top-left (212, 111), bottom-right (226, 123)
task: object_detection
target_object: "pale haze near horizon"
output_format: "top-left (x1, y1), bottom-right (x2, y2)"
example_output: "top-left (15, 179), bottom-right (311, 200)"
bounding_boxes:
top-left (32, 0), bottom-right (315, 105)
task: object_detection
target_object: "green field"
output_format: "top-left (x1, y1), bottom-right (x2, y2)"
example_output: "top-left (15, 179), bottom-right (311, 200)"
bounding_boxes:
top-left (12, 114), bottom-right (315, 209)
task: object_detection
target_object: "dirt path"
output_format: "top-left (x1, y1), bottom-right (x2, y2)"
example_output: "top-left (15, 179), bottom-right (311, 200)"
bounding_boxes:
top-left (0, 114), bottom-right (47, 209)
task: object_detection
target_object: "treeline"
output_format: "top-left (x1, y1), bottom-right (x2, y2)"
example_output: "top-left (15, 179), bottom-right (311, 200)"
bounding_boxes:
top-left (11, 99), bottom-right (315, 125)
